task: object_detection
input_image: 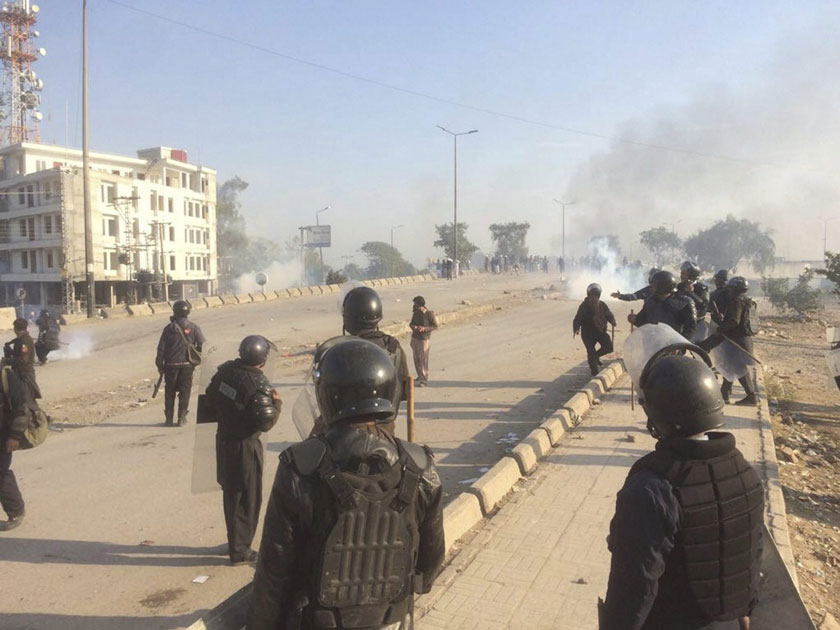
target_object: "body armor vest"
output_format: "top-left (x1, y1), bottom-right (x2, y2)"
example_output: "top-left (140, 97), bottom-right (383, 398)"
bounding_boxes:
top-left (300, 438), bottom-right (422, 629)
top-left (629, 432), bottom-right (763, 623)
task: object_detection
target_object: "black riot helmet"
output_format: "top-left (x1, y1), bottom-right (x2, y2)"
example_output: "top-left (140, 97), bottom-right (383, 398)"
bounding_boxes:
top-left (39, 309), bottom-right (50, 319)
top-left (172, 300), bottom-right (190, 318)
top-left (648, 267), bottom-right (660, 284)
top-left (714, 269), bottom-right (728, 282)
top-left (640, 352), bottom-right (725, 439)
top-left (342, 287), bottom-right (383, 334)
top-left (586, 283), bottom-right (602, 297)
top-left (651, 270), bottom-right (677, 296)
top-left (727, 276), bottom-right (749, 293)
top-left (315, 338), bottom-right (396, 426)
top-left (239, 335), bottom-right (273, 367)
top-left (680, 260), bottom-right (701, 280)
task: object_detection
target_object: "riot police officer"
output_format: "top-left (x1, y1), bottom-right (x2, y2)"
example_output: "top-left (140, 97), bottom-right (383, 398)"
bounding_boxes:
top-left (699, 276), bottom-right (758, 406)
top-left (342, 286), bottom-right (410, 433)
top-left (600, 352), bottom-right (763, 629)
top-left (34, 309), bottom-right (62, 365)
top-left (0, 367), bottom-right (28, 531)
top-left (249, 338), bottom-right (445, 630)
top-left (205, 335), bottom-right (281, 565)
top-left (611, 267), bottom-right (659, 301)
top-left (629, 271), bottom-right (697, 339)
top-left (3, 319), bottom-right (40, 403)
top-left (677, 261), bottom-right (710, 320)
top-left (573, 283), bottom-right (617, 376)
top-left (155, 300), bottom-right (205, 426)
top-left (709, 269), bottom-right (730, 325)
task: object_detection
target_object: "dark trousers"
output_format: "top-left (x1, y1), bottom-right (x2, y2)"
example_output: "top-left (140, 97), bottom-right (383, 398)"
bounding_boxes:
top-left (217, 436), bottom-right (263, 559)
top-left (581, 328), bottom-right (613, 374)
top-left (0, 448), bottom-right (24, 518)
top-left (164, 366), bottom-right (194, 422)
top-left (700, 334), bottom-right (756, 398)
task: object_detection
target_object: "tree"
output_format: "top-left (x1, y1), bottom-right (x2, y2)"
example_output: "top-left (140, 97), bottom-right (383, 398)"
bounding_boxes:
top-left (683, 215), bottom-right (775, 273)
top-left (761, 270), bottom-right (821, 316)
top-left (489, 222), bottom-right (530, 260)
top-left (639, 227), bottom-right (683, 266)
top-left (359, 241), bottom-right (417, 278)
top-left (815, 251), bottom-right (840, 298)
top-left (433, 222), bottom-right (479, 262)
top-left (325, 269), bottom-right (348, 285)
top-left (343, 262), bottom-right (366, 280)
top-left (215, 177), bottom-right (250, 291)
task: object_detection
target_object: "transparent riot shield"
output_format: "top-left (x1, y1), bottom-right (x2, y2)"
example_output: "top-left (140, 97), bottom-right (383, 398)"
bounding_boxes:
top-left (705, 320), bottom-right (759, 384)
top-left (623, 323), bottom-right (696, 389)
top-left (692, 319), bottom-right (711, 344)
top-left (287, 335), bottom-right (345, 439)
top-left (826, 348), bottom-right (840, 392)
top-left (827, 326), bottom-right (840, 345)
top-left (192, 343), bottom-right (225, 494)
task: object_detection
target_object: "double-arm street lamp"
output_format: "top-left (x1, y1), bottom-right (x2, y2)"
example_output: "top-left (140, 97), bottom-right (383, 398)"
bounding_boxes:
top-left (552, 199), bottom-right (575, 260)
top-left (316, 205), bottom-right (329, 280)
top-left (438, 126), bottom-right (478, 277)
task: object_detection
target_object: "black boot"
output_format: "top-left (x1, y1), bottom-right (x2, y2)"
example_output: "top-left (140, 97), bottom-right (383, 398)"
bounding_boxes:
top-left (735, 394), bottom-right (757, 406)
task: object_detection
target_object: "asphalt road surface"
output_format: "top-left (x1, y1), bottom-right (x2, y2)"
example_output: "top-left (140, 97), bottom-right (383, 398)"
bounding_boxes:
top-left (0, 272), bottom-right (634, 630)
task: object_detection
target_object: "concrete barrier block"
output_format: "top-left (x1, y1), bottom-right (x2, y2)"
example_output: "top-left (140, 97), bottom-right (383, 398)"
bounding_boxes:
top-left (102, 306), bottom-right (131, 318)
top-left (189, 299), bottom-right (207, 309)
top-left (563, 392), bottom-right (591, 423)
top-left (442, 493), bottom-right (483, 553)
top-left (585, 379), bottom-right (606, 398)
top-left (469, 457), bottom-right (522, 514)
top-left (286, 288), bottom-right (302, 297)
top-left (263, 291), bottom-right (278, 301)
top-left (319, 285), bottom-right (331, 294)
top-left (327, 284), bottom-right (340, 293)
top-left (598, 369), bottom-right (616, 389)
top-left (524, 428), bottom-right (552, 459)
top-left (363, 280), bottom-right (377, 288)
top-left (204, 295), bottom-right (224, 308)
top-left (148, 301), bottom-right (169, 314)
top-left (249, 292), bottom-right (266, 302)
top-left (0, 307), bottom-right (17, 330)
top-left (540, 416), bottom-right (566, 446)
top-left (272, 290), bottom-right (287, 299)
top-left (219, 294), bottom-right (237, 305)
top-left (511, 442), bottom-right (539, 475)
top-left (235, 294), bottom-right (252, 303)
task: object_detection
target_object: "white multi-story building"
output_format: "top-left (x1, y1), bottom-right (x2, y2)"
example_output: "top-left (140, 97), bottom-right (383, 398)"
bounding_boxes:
top-left (0, 142), bottom-right (217, 311)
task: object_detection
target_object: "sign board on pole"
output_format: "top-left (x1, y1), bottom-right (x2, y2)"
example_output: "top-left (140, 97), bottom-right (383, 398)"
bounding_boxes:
top-left (305, 225), bottom-right (331, 248)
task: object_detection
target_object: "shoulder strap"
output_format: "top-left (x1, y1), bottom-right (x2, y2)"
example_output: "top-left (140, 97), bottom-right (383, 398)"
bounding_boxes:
top-left (391, 439), bottom-right (424, 513)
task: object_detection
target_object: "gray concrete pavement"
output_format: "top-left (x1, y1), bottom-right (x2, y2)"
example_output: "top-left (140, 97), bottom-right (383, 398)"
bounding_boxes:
top-left (415, 376), bottom-right (777, 630)
top-left (0, 274), bottom-right (633, 629)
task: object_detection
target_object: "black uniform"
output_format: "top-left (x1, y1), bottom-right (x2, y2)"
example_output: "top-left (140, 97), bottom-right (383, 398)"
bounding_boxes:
top-left (249, 424), bottom-right (446, 630)
top-left (678, 281), bottom-right (710, 319)
top-left (155, 316), bottom-right (205, 424)
top-left (699, 293), bottom-right (756, 400)
top-left (4, 332), bottom-right (40, 402)
top-left (615, 285), bottom-right (653, 302)
top-left (34, 313), bottom-right (61, 364)
top-left (573, 298), bottom-right (617, 375)
top-left (0, 369), bottom-right (28, 524)
top-left (708, 287), bottom-right (730, 326)
top-left (634, 294), bottom-right (697, 340)
top-left (601, 432), bottom-right (763, 629)
top-left (205, 359), bottom-right (280, 562)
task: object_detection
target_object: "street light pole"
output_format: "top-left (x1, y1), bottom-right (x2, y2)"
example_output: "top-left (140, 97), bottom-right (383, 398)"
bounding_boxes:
top-left (82, 0), bottom-right (95, 317)
top-left (390, 224), bottom-right (403, 249)
top-left (552, 199), bottom-right (575, 261)
top-left (438, 126), bottom-right (478, 277)
top-left (822, 216), bottom-right (836, 255)
top-left (315, 205), bottom-right (329, 282)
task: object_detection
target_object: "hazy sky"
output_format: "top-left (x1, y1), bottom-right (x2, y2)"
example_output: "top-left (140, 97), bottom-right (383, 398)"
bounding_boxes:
top-left (32, 1), bottom-right (840, 268)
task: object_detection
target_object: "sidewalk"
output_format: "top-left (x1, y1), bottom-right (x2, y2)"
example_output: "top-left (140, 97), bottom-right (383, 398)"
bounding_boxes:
top-left (415, 375), bottom-right (776, 630)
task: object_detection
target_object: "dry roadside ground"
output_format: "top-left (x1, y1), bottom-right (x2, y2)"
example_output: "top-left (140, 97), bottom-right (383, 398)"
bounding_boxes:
top-left (756, 303), bottom-right (840, 627)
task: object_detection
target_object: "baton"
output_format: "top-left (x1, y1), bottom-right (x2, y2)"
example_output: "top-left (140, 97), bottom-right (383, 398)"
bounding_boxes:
top-left (630, 309), bottom-right (635, 410)
top-left (152, 372), bottom-right (164, 398)
top-left (407, 378), bottom-right (416, 442)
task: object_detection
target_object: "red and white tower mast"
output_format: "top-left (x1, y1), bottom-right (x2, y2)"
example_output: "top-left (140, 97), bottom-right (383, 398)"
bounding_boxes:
top-left (0, 0), bottom-right (45, 146)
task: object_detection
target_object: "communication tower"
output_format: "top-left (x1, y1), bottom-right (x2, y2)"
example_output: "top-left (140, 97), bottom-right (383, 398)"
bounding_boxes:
top-left (0, 0), bottom-right (45, 146)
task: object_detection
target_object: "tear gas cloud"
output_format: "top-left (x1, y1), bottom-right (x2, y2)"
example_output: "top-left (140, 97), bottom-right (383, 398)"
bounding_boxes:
top-left (565, 237), bottom-right (650, 300)
top-left (49, 330), bottom-right (95, 361)
top-left (562, 29), bottom-right (840, 263)
top-left (235, 259), bottom-right (300, 294)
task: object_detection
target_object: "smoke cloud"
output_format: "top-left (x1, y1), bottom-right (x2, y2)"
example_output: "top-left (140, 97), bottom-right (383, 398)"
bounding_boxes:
top-left (234, 259), bottom-right (301, 294)
top-left (562, 29), bottom-right (840, 263)
top-left (49, 330), bottom-right (95, 361)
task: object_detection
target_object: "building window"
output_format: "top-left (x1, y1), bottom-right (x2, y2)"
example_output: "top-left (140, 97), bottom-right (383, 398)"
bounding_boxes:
top-left (133, 219), bottom-right (140, 238)
top-left (26, 185), bottom-right (34, 207)
top-left (110, 251), bottom-right (118, 269)
top-left (104, 251), bottom-right (118, 270)
top-left (103, 216), bottom-right (118, 237)
top-left (150, 192), bottom-right (157, 211)
top-left (101, 182), bottom-right (115, 204)
top-left (56, 215), bottom-right (62, 232)
top-left (29, 250), bottom-right (36, 272)
top-left (44, 215), bottom-right (52, 234)
top-left (21, 251), bottom-right (27, 269)
top-left (170, 255), bottom-right (176, 271)
top-left (168, 197), bottom-right (173, 213)
top-left (27, 218), bottom-right (34, 240)
top-left (169, 226), bottom-right (175, 241)
top-left (46, 251), bottom-right (54, 268)
top-left (36, 160), bottom-right (46, 172)
top-left (44, 181), bottom-right (52, 199)
top-left (19, 219), bottom-right (26, 237)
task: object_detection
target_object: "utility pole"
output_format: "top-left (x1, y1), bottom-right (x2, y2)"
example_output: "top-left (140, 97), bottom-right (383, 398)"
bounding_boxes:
top-left (299, 226), bottom-right (305, 288)
top-left (82, 0), bottom-right (95, 317)
top-left (438, 126), bottom-right (478, 278)
top-left (553, 200), bottom-right (575, 261)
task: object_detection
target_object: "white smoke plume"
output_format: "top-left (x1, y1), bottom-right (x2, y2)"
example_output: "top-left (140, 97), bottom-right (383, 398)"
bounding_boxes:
top-left (49, 329), bottom-right (95, 361)
top-left (234, 259), bottom-right (301, 294)
top-left (562, 28), bottom-right (840, 262)
top-left (566, 237), bottom-right (650, 300)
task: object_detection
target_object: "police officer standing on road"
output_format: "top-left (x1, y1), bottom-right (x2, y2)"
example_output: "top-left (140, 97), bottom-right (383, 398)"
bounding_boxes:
top-left (629, 271), bottom-right (697, 339)
top-left (699, 276), bottom-right (758, 406)
top-left (409, 295), bottom-right (438, 387)
top-left (342, 286), bottom-right (411, 433)
top-left (205, 335), bottom-right (281, 565)
top-left (611, 268), bottom-right (659, 302)
top-left (34, 309), bottom-right (62, 365)
top-left (249, 338), bottom-right (445, 630)
top-left (573, 283), bottom-right (617, 376)
top-left (0, 367), bottom-right (29, 531)
top-left (155, 300), bottom-right (205, 426)
top-left (600, 352), bottom-right (763, 630)
top-left (709, 270), bottom-right (730, 325)
top-left (3, 318), bottom-right (40, 403)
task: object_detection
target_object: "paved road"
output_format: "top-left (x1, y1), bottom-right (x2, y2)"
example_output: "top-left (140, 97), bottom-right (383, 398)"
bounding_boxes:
top-left (0, 272), bottom-right (634, 630)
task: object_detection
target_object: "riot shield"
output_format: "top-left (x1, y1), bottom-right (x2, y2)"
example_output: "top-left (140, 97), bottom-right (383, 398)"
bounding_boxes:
top-left (192, 343), bottom-right (224, 494)
top-left (623, 323), bottom-right (696, 389)
top-left (826, 348), bottom-right (840, 392)
top-left (705, 320), bottom-right (759, 384)
top-left (827, 326), bottom-right (840, 346)
top-left (287, 335), bottom-right (345, 439)
top-left (692, 319), bottom-right (711, 344)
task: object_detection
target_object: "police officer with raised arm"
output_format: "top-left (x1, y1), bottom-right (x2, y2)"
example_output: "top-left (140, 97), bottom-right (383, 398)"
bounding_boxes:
top-left (205, 335), bottom-right (281, 565)
top-left (600, 351), bottom-right (763, 630)
top-left (249, 338), bottom-right (445, 630)
top-left (611, 267), bottom-right (659, 301)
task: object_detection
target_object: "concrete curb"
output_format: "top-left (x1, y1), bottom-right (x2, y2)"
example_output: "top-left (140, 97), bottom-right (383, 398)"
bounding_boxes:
top-left (442, 493), bottom-right (483, 555)
top-left (755, 366), bottom-right (799, 588)
top-left (468, 457), bottom-right (522, 514)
